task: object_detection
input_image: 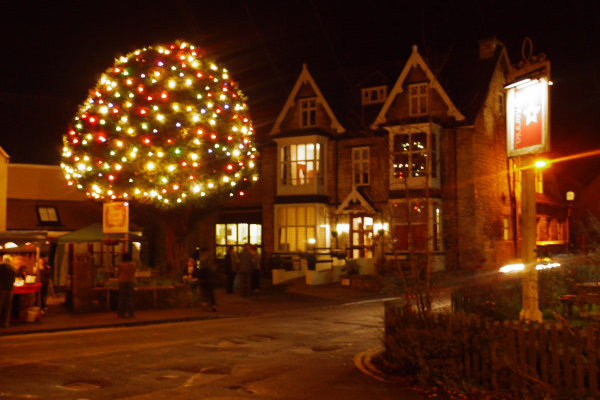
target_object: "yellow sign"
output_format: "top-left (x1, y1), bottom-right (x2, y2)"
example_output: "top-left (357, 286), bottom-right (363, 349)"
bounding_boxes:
top-left (103, 202), bottom-right (129, 233)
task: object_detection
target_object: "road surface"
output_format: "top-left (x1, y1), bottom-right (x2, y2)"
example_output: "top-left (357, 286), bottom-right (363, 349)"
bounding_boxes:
top-left (0, 300), bottom-right (424, 399)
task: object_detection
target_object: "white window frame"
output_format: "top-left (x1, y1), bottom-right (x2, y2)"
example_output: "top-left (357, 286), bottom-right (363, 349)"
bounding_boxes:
top-left (274, 203), bottom-right (329, 252)
top-left (409, 83), bottom-right (428, 116)
top-left (352, 146), bottom-right (370, 186)
top-left (535, 170), bottom-right (543, 194)
top-left (215, 223), bottom-right (262, 259)
top-left (361, 85), bottom-right (387, 105)
top-left (275, 135), bottom-right (327, 196)
top-left (388, 123), bottom-right (440, 190)
top-left (300, 97), bottom-right (317, 128)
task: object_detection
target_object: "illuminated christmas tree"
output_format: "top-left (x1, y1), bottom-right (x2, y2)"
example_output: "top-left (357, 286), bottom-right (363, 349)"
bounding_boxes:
top-left (61, 41), bottom-right (258, 207)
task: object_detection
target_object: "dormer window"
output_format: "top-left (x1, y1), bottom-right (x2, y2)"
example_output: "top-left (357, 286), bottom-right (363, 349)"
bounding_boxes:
top-left (409, 83), bottom-right (428, 116)
top-left (300, 97), bottom-right (317, 127)
top-left (361, 86), bottom-right (387, 105)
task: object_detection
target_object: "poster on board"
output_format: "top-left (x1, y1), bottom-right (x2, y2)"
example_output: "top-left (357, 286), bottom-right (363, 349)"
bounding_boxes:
top-left (103, 201), bottom-right (129, 234)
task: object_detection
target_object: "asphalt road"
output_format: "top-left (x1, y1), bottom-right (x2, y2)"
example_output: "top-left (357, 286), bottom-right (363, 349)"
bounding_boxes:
top-left (0, 300), bottom-right (424, 400)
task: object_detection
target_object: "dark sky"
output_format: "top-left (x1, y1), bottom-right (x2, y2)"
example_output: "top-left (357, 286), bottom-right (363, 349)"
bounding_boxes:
top-left (1, 0), bottom-right (599, 184)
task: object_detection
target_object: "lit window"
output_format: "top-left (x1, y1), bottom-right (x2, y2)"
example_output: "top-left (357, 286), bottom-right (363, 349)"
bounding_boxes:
top-left (215, 223), bottom-right (262, 258)
top-left (281, 143), bottom-right (322, 186)
top-left (409, 83), bottom-right (428, 116)
top-left (361, 86), bottom-right (387, 105)
top-left (277, 205), bottom-right (316, 252)
top-left (300, 97), bottom-right (316, 127)
top-left (352, 147), bottom-right (370, 186)
top-left (36, 206), bottom-right (60, 225)
top-left (392, 132), bottom-right (436, 181)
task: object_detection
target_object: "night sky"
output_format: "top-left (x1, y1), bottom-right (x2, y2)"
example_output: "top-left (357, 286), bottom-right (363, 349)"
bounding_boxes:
top-left (1, 1), bottom-right (598, 184)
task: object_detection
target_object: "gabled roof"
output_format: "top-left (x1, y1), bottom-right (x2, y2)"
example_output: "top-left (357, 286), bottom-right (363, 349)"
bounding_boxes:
top-left (371, 45), bottom-right (465, 129)
top-left (269, 63), bottom-right (345, 136)
top-left (0, 146), bottom-right (9, 160)
top-left (336, 187), bottom-right (376, 214)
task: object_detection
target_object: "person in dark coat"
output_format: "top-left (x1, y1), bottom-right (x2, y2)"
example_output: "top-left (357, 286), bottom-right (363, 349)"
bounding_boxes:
top-left (0, 255), bottom-right (16, 328)
top-left (38, 257), bottom-right (52, 311)
top-left (224, 246), bottom-right (238, 294)
top-left (117, 253), bottom-right (136, 318)
top-left (237, 244), bottom-right (253, 296)
top-left (195, 249), bottom-right (217, 312)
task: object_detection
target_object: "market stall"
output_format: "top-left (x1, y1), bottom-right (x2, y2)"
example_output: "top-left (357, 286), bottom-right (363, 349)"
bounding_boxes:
top-left (0, 231), bottom-right (48, 321)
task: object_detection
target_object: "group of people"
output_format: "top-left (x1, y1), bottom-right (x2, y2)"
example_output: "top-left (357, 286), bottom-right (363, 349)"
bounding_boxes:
top-left (182, 244), bottom-right (262, 312)
top-left (224, 244), bottom-right (261, 296)
top-left (0, 254), bottom-right (52, 328)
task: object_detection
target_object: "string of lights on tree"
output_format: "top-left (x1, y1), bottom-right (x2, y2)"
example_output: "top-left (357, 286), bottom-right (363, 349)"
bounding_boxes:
top-left (61, 41), bottom-right (258, 207)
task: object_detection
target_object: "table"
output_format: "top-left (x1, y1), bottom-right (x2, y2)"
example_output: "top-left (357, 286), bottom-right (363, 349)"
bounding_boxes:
top-left (12, 283), bottom-right (41, 321)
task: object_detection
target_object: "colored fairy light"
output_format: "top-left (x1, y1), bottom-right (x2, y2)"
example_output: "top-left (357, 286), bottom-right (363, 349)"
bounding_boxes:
top-left (61, 40), bottom-right (258, 206)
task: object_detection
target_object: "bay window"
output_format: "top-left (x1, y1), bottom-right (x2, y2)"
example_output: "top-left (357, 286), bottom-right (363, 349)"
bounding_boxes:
top-left (391, 199), bottom-right (442, 252)
top-left (276, 204), bottom-right (328, 252)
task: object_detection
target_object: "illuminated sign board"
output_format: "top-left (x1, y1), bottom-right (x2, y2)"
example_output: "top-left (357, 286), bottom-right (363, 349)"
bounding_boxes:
top-left (103, 201), bottom-right (129, 233)
top-left (506, 77), bottom-right (550, 157)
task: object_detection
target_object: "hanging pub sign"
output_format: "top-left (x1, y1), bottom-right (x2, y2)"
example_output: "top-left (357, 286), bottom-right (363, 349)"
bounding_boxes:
top-left (103, 201), bottom-right (129, 234)
top-left (506, 77), bottom-right (550, 158)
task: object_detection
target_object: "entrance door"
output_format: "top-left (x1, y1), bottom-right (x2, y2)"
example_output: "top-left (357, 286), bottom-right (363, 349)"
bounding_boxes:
top-left (350, 215), bottom-right (374, 258)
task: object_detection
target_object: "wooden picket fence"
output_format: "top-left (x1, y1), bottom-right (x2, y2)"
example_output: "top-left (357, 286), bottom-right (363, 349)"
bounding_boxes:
top-left (384, 299), bottom-right (600, 397)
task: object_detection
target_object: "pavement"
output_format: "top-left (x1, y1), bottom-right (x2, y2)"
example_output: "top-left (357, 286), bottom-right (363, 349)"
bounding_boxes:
top-left (0, 278), bottom-right (386, 336)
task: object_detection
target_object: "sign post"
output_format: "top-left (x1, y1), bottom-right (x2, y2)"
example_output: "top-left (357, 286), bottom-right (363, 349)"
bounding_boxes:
top-left (506, 38), bottom-right (550, 323)
top-left (103, 201), bottom-right (130, 245)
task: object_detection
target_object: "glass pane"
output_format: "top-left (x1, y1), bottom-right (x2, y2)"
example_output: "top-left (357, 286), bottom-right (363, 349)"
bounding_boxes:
top-left (364, 217), bottom-right (373, 228)
top-left (394, 154), bottom-right (409, 180)
top-left (412, 154), bottom-right (427, 177)
top-left (353, 217), bottom-right (361, 230)
top-left (307, 227), bottom-right (315, 242)
top-left (226, 224), bottom-right (237, 245)
top-left (316, 143), bottom-right (321, 161)
top-left (412, 132), bottom-right (427, 151)
top-left (307, 144), bottom-right (314, 160)
top-left (410, 201), bottom-right (427, 223)
top-left (306, 161), bottom-right (314, 182)
top-left (290, 144), bottom-right (297, 161)
top-left (297, 206), bottom-right (306, 226)
top-left (306, 207), bottom-right (315, 225)
top-left (362, 148), bottom-right (368, 159)
top-left (297, 144), bottom-right (306, 161)
top-left (215, 246), bottom-right (226, 259)
top-left (238, 224), bottom-right (249, 244)
top-left (288, 227), bottom-right (296, 252)
top-left (392, 203), bottom-right (408, 221)
top-left (297, 227), bottom-right (306, 251)
top-left (250, 224), bottom-right (261, 245)
top-left (215, 224), bottom-right (226, 245)
top-left (393, 135), bottom-right (408, 152)
top-left (287, 207), bottom-right (296, 226)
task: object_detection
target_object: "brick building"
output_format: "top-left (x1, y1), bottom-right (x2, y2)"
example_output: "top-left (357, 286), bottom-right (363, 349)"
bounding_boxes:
top-left (205, 39), bottom-right (569, 276)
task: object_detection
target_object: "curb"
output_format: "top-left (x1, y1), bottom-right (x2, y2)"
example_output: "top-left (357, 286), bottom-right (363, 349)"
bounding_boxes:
top-left (0, 314), bottom-right (223, 337)
top-left (353, 347), bottom-right (389, 382)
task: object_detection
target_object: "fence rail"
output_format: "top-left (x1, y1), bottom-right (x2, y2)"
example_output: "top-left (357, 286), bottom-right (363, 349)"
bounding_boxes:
top-left (384, 299), bottom-right (600, 397)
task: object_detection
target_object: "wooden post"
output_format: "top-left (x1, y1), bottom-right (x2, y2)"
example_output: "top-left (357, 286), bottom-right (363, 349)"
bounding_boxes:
top-left (519, 157), bottom-right (542, 322)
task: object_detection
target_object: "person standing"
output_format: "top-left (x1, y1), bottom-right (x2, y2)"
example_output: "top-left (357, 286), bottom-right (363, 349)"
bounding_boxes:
top-left (224, 246), bottom-right (238, 294)
top-left (237, 244), bottom-right (253, 296)
top-left (250, 245), bottom-right (261, 294)
top-left (117, 253), bottom-right (136, 318)
top-left (182, 257), bottom-right (199, 306)
top-left (196, 249), bottom-right (217, 312)
top-left (0, 255), bottom-right (16, 328)
top-left (38, 257), bottom-right (52, 311)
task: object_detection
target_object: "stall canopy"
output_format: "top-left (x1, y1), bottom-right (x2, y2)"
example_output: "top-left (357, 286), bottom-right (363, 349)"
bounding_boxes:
top-left (57, 223), bottom-right (142, 244)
